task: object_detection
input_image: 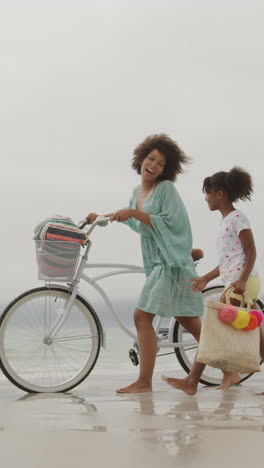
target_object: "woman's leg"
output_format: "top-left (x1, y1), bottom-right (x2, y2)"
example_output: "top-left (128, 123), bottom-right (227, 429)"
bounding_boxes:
top-left (116, 308), bottom-right (156, 393)
top-left (162, 316), bottom-right (205, 395)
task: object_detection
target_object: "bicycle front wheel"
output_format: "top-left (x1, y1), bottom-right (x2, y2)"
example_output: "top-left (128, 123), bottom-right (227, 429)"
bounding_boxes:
top-left (0, 286), bottom-right (101, 393)
top-left (174, 285), bottom-right (264, 386)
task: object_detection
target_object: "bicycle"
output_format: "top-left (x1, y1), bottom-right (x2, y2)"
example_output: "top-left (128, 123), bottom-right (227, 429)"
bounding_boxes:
top-left (0, 217), bottom-right (263, 393)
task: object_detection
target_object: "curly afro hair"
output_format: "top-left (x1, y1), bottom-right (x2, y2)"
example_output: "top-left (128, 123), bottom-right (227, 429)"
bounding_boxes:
top-left (131, 133), bottom-right (191, 181)
top-left (203, 167), bottom-right (253, 202)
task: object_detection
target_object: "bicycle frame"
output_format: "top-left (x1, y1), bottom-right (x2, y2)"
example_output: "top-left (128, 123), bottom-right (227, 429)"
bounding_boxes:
top-left (47, 217), bottom-right (198, 350)
top-left (2, 219), bottom-right (261, 394)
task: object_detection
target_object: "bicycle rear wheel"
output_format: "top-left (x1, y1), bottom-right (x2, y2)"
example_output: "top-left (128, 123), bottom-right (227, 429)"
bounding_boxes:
top-left (0, 286), bottom-right (101, 393)
top-left (174, 285), bottom-right (264, 386)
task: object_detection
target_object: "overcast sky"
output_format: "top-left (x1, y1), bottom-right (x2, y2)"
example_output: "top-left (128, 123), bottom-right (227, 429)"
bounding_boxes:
top-left (1, 0), bottom-right (264, 304)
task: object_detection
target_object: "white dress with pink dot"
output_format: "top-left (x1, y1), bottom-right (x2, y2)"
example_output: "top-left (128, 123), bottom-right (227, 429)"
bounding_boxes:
top-left (217, 209), bottom-right (257, 285)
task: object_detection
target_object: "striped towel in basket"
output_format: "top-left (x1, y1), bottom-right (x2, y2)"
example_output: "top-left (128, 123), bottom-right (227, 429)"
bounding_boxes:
top-left (34, 215), bottom-right (86, 243)
top-left (34, 215), bottom-right (86, 280)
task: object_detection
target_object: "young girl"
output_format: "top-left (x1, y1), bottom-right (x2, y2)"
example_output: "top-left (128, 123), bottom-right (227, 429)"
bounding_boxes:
top-left (87, 133), bottom-right (204, 394)
top-left (162, 167), bottom-right (264, 394)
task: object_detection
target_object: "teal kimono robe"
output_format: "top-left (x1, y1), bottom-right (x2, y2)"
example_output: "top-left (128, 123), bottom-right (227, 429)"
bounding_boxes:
top-left (124, 180), bottom-right (203, 317)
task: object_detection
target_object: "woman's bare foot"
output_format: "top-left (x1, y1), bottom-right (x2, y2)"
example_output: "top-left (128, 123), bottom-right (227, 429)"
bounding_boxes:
top-left (116, 380), bottom-right (152, 394)
top-left (217, 373), bottom-right (241, 390)
top-left (161, 376), bottom-right (198, 395)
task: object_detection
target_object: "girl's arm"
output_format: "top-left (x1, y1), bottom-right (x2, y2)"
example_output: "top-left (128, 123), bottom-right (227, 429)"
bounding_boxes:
top-left (190, 266), bottom-right (220, 292)
top-left (231, 229), bottom-right (256, 293)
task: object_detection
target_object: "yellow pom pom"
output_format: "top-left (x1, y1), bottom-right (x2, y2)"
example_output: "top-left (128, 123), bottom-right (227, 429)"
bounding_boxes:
top-left (231, 309), bottom-right (250, 329)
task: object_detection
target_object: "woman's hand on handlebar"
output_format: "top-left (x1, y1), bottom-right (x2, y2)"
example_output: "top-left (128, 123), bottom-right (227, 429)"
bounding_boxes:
top-left (110, 209), bottom-right (132, 222)
top-left (86, 213), bottom-right (99, 224)
top-left (86, 210), bottom-right (132, 224)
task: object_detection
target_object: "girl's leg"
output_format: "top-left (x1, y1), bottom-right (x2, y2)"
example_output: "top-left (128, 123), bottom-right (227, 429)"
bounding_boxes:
top-left (260, 326), bottom-right (264, 361)
top-left (116, 308), bottom-right (156, 394)
top-left (217, 291), bottom-right (264, 390)
top-left (217, 292), bottom-right (262, 391)
top-left (256, 327), bottom-right (264, 395)
top-left (218, 371), bottom-right (241, 390)
top-left (162, 316), bottom-right (205, 395)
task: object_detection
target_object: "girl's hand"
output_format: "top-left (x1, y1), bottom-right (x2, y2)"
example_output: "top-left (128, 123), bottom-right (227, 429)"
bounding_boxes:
top-left (190, 276), bottom-right (208, 292)
top-left (110, 209), bottom-right (133, 222)
top-left (86, 213), bottom-right (99, 224)
top-left (230, 279), bottom-right (246, 295)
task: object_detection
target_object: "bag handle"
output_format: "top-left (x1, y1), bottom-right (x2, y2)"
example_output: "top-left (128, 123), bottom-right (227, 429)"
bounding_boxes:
top-left (220, 286), bottom-right (251, 311)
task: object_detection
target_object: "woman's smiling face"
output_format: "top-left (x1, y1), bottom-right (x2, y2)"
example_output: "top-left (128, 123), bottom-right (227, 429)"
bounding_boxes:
top-left (141, 149), bottom-right (166, 182)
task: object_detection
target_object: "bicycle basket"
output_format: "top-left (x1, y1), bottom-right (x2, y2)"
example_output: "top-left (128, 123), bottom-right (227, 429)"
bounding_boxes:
top-left (35, 240), bottom-right (81, 282)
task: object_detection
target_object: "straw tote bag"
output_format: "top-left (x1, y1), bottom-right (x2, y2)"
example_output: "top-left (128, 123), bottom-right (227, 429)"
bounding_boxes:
top-left (197, 288), bottom-right (261, 373)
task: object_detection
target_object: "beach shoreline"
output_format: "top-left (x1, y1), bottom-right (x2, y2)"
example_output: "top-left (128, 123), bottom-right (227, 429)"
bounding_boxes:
top-left (1, 359), bottom-right (264, 468)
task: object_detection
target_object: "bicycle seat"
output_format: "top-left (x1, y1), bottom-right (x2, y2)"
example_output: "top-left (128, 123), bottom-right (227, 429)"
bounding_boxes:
top-left (191, 248), bottom-right (204, 262)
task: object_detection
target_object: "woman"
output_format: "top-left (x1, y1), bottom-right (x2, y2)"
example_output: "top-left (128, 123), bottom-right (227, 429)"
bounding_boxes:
top-left (87, 134), bottom-right (203, 393)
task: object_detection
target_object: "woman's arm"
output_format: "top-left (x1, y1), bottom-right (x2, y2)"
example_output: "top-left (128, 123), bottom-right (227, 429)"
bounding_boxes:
top-left (87, 208), bottom-right (152, 228)
top-left (231, 229), bottom-right (256, 293)
top-left (111, 209), bottom-right (152, 227)
top-left (86, 212), bottom-right (114, 224)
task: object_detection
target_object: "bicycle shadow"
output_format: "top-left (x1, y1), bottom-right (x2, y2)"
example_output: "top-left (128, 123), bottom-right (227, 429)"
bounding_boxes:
top-left (17, 391), bottom-right (97, 412)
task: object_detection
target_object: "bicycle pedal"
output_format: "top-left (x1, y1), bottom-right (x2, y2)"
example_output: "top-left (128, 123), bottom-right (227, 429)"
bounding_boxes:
top-left (129, 348), bottom-right (139, 366)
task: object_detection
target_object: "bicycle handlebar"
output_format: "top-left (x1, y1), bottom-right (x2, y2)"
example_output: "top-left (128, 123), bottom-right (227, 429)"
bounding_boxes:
top-left (78, 216), bottom-right (111, 237)
top-left (78, 220), bottom-right (88, 229)
top-left (96, 216), bottom-right (111, 227)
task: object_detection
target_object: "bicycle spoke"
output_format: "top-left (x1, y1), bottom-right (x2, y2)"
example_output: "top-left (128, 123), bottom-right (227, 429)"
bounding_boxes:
top-left (0, 287), bottom-right (101, 392)
top-left (52, 334), bottom-right (98, 343)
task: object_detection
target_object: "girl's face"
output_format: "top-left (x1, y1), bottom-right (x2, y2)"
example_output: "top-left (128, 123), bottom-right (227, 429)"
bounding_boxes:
top-left (141, 149), bottom-right (166, 183)
top-left (205, 190), bottom-right (223, 211)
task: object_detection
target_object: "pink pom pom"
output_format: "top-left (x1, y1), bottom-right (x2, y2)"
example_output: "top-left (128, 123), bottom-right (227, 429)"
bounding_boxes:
top-left (218, 305), bottom-right (238, 323)
top-left (249, 310), bottom-right (264, 327)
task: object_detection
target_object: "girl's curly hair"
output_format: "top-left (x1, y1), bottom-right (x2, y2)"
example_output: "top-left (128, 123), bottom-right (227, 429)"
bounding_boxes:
top-left (203, 167), bottom-right (253, 202)
top-left (131, 133), bottom-right (191, 181)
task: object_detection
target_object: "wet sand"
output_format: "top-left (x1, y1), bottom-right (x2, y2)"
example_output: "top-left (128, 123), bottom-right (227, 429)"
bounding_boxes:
top-left (1, 366), bottom-right (264, 468)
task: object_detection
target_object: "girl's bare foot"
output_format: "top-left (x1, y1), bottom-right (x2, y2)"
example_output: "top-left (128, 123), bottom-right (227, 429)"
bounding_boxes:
top-left (116, 380), bottom-right (152, 394)
top-left (217, 373), bottom-right (241, 390)
top-left (161, 376), bottom-right (198, 395)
